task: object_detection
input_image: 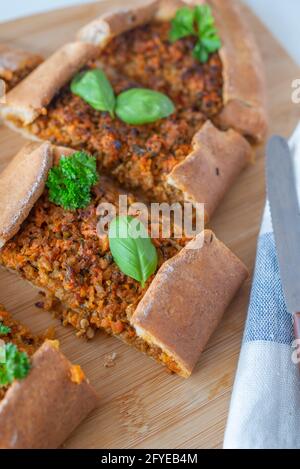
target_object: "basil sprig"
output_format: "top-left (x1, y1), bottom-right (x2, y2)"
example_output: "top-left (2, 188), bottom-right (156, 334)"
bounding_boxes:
top-left (116, 88), bottom-right (175, 125)
top-left (169, 5), bottom-right (221, 63)
top-left (71, 69), bottom-right (116, 118)
top-left (108, 216), bottom-right (158, 287)
top-left (71, 69), bottom-right (175, 125)
top-left (169, 6), bottom-right (195, 42)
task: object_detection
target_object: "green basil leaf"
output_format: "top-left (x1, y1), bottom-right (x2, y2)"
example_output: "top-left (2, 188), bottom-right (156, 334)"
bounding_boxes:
top-left (116, 88), bottom-right (175, 125)
top-left (108, 216), bottom-right (158, 287)
top-left (195, 5), bottom-right (214, 34)
top-left (201, 36), bottom-right (222, 53)
top-left (71, 69), bottom-right (116, 118)
top-left (169, 6), bottom-right (196, 42)
top-left (193, 41), bottom-right (209, 63)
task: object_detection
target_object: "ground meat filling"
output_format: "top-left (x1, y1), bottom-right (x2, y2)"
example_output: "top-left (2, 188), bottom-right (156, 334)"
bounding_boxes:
top-left (28, 21), bottom-right (223, 203)
top-left (0, 306), bottom-right (44, 401)
top-left (0, 183), bottom-right (187, 374)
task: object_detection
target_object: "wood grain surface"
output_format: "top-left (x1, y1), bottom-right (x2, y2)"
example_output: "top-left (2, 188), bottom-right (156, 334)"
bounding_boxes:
top-left (0, 0), bottom-right (299, 449)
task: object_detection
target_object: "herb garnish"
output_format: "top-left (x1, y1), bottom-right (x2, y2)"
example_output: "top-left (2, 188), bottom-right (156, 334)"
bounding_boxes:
top-left (71, 69), bottom-right (116, 118)
top-left (116, 88), bottom-right (175, 125)
top-left (46, 151), bottom-right (99, 210)
top-left (0, 322), bottom-right (11, 335)
top-left (169, 5), bottom-right (221, 63)
top-left (0, 343), bottom-right (31, 387)
top-left (71, 69), bottom-right (175, 125)
top-left (108, 216), bottom-right (158, 287)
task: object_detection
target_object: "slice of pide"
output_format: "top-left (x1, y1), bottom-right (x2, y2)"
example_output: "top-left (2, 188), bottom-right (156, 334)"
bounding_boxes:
top-left (0, 143), bottom-right (247, 377)
top-left (167, 121), bottom-right (252, 217)
top-left (1, 41), bottom-right (99, 126)
top-left (131, 230), bottom-right (248, 377)
top-left (0, 0), bottom-right (266, 219)
top-left (0, 44), bottom-right (43, 92)
top-left (0, 306), bottom-right (98, 449)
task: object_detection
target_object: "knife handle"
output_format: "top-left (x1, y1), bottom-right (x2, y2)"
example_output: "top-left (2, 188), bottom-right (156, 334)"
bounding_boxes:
top-left (294, 312), bottom-right (300, 344)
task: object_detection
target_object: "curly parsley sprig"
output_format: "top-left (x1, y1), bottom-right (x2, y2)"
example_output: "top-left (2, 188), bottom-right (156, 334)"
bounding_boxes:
top-left (46, 151), bottom-right (99, 211)
top-left (0, 343), bottom-right (31, 387)
top-left (169, 4), bottom-right (221, 63)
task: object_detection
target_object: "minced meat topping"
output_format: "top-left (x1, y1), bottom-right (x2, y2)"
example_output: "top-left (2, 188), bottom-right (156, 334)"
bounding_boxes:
top-left (28, 21), bottom-right (223, 203)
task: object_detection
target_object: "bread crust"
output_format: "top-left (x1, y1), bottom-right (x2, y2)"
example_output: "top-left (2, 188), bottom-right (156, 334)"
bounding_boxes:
top-left (131, 230), bottom-right (248, 377)
top-left (0, 341), bottom-right (98, 449)
top-left (167, 121), bottom-right (252, 218)
top-left (209, 0), bottom-right (268, 142)
top-left (1, 42), bottom-right (99, 124)
top-left (0, 142), bottom-right (53, 248)
top-left (77, 0), bottom-right (160, 46)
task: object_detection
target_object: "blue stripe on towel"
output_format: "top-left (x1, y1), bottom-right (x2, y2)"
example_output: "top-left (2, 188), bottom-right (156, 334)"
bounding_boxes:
top-left (244, 232), bottom-right (294, 345)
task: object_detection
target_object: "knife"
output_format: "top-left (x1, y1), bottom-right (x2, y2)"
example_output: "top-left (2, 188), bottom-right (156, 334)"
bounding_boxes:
top-left (266, 135), bottom-right (300, 343)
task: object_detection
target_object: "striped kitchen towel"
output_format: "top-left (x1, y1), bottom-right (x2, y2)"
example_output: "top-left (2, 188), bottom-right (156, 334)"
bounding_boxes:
top-left (224, 123), bottom-right (300, 449)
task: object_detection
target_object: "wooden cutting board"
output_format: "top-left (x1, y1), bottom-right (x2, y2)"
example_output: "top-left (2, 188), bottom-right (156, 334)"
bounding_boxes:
top-left (0, 0), bottom-right (299, 449)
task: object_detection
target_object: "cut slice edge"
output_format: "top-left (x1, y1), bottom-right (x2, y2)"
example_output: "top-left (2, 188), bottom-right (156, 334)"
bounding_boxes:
top-left (131, 229), bottom-right (248, 378)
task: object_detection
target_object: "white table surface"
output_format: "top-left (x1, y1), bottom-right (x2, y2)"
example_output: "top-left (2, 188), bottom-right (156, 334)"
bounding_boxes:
top-left (0, 0), bottom-right (299, 66)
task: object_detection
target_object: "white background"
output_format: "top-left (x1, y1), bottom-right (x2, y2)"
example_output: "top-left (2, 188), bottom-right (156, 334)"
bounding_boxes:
top-left (0, 0), bottom-right (300, 66)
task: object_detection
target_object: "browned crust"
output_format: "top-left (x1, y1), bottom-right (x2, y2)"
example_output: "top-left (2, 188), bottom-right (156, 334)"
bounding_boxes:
top-left (77, 0), bottom-right (160, 46)
top-left (1, 42), bottom-right (99, 124)
top-left (0, 142), bottom-right (53, 248)
top-left (0, 44), bottom-right (42, 81)
top-left (209, 0), bottom-right (268, 142)
top-left (155, 0), bottom-right (202, 20)
top-left (0, 341), bottom-right (98, 449)
top-left (167, 121), bottom-right (252, 218)
top-left (131, 229), bottom-right (248, 378)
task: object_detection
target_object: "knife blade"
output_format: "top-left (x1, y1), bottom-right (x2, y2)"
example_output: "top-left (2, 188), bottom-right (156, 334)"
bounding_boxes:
top-left (266, 135), bottom-right (300, 344)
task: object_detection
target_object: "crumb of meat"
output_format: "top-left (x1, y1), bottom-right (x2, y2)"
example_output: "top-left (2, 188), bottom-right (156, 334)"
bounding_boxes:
top-left (104, 352), bottom-right (117, 368)
top-left (70, 364), bottom-right (85, 383)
